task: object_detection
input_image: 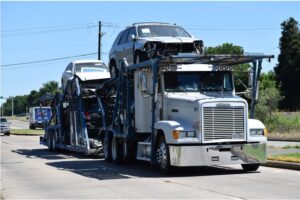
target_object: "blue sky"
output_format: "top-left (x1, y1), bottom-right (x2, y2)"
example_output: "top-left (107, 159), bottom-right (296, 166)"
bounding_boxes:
top-left (1, 1), bottom-right (300, 105)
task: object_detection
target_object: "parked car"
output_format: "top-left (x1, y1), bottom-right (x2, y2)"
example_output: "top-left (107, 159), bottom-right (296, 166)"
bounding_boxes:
top-left (109, 22), bottom-right (204, 77)
top-left (0, 117), bottom-right (10, 136)
top-left (61, 60), bottom-right (110, 90)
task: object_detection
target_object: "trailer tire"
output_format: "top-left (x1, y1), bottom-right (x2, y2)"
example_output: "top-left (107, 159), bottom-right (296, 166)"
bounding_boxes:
top-left (103, 132), bottom-right (112, 162)
top-left (47, 132), bottom-right (53, 151)
top-left (157, 136), bottom-right (171, 174)
top-left (52, 131), bottom-right (57, 151)
top-left (122, 140), bottom-right (130, 162)
top-left (111, 136), bottom-right (121, 164)
top-left (241, 163), bottom-right (260, 171)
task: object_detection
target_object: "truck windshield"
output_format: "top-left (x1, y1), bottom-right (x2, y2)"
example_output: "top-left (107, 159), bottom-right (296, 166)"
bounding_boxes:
top-left (138, 25), bottom-right (190, 38)
top-left (75, 63), bottom-right (108, 73)
top-left (164, 71), bottom-right (233, 92)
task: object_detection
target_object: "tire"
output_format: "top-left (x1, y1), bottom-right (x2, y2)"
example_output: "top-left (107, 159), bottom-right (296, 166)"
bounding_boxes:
top-left (242, 163), bottom-right (260, 171)
top-left (122, 139), bottom-right (130, 162)
top-left (103, 132), bottom-right (112, 162)
top-left (109, 62), bottom-right (119, 78)
top-left (157, 136), bottom-right (171, 174)
top-left (111, 136), bottom-right (121, 164)
top-left (134, 51), bottom-right (147, 64)
top-left (47, 132), bottom-right (53, 151)
top-left (52, 131), bottom-right (56, 151)
top-left (29, 124), bottom-right (35, 130)
top-left (5, 132), bottom-right (10, 136)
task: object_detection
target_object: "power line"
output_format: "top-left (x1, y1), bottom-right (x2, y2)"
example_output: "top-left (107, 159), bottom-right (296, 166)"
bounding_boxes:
top-left (2, 22), bottom-right (96, 33)
top-left (0, 53), bottom-right (97, 68)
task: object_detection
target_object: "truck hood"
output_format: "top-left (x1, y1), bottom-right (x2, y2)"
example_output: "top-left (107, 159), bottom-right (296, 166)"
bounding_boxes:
top-left (165, 92), bottom-right (239, 107)
top-left (141, 36), bottom-right (196, 43)
top-left (75, 72), bottom-right (111, 81)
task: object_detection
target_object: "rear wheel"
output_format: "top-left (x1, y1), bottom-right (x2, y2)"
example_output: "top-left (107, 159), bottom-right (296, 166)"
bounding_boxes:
top-left (134, 51), bottom-right (147, 64)
top-left (242, 163), bottom-right (260, 171)
top-left (103, 132), bottom-right (112, 162)
top-left (109, 62), bottom-right (119, 78)
top-left (5, 132), bottom-right (10, 136)
top-left (157, 136), bottom-right (171, 174)
top-left (47, 132), bottom-right (53, 151)
top-left (111, 136), bottom-right (121, 164)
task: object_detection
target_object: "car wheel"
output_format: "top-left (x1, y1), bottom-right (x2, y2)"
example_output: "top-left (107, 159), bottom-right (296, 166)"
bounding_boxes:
top-left (134, 52), bottom-right (147, 64)
top-left (241, 163), bottom-right (260, 171)
top-left (110, 63), bottom-right (119, 78)
top-left (5, 132), bottom-right (10, 136)
top-left (157, 136), bottom-right (171, 174)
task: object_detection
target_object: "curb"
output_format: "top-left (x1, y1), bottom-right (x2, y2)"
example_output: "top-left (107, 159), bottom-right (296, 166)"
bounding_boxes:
top-left (10, 133), bottom-right (44, 136)
top-left (262, 160), bottom-right (300, 171)
top-left (268, 138), bottom-right (300, 142)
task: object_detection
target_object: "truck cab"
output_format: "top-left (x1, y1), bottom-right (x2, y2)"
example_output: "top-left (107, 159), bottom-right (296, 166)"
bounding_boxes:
top-left (132, 62), bottom-right (266, 172)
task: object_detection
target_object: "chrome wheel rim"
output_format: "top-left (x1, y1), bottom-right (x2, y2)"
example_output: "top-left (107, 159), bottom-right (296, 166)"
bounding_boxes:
top-left (157, 142), bottom-right (167, 169)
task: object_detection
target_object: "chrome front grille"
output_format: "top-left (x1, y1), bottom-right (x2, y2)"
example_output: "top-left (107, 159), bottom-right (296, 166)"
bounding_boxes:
top-left (203, 106), bottom-right (245, 142)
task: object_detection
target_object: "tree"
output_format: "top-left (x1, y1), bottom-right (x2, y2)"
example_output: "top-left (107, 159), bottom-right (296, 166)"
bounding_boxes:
top-left (1, 81), bottom-right (59, 116)
top-left (274, 17), bottom-right (300, 110)
top-left (256, 71), bottom-right (283, 123)
top-left (205, 43), bottom-right (250, 93)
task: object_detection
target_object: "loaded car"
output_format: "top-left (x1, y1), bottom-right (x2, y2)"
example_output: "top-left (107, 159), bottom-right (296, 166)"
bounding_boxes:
top-left (109, 22), bottom-right (204, 77)
top-left (61, 60), bottom-right (110, 90)
top-left (0, 117), bottom-right (10, 136)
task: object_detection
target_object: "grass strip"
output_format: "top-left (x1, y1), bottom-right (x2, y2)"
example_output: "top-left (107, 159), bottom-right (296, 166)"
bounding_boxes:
top-left (268, 153), bottom-right (300, 163)
top-left (11, 129), bottom-right (44, 135)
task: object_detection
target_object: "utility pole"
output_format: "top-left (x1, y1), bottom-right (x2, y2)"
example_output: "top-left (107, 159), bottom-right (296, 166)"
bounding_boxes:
top-left (98, 21), bottom-right (102, 60)
top-left (11, 96), bottom-right (14, 117)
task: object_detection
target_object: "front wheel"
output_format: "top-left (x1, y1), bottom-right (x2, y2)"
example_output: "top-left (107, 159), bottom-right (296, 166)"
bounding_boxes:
top-left (156, 136), bottom-right (171, 174)
top-left (242, 163), bottom-right (260, 171)
top-left (5, 132), bottom-right (10, 136)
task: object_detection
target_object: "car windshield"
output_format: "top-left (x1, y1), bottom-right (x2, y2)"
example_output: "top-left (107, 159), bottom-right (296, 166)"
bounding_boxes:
top-left (164, 71), bottom-right (233, 92)
top-left (138, 25), bottom-right (190, 38)
top-left (0, 118), bottom-right (8, 123)
top-left (75, 63), bottom-right (108, 73)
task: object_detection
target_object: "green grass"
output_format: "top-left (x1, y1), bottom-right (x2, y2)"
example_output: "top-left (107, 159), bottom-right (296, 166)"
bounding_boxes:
top-left (268, 153), bottom-right (300, 163)
top-left (11, 129), bottom-right (44, 135)
top-left (282, 145), bottom-right (300, 149)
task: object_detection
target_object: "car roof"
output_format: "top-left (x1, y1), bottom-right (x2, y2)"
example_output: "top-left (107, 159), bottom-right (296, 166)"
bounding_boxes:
top-left (72, 60), bottom-right (105, 65)
top-left (132, 22), bottom-right (174, 26)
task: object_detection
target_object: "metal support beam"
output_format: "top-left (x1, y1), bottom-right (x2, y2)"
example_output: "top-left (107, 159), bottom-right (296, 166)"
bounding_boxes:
top-left (150, 60), bottom-right (159, 164)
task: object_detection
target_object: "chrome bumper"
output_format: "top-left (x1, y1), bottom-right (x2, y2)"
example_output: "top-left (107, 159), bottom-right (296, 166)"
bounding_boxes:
top-left (169, 143), bottom-right (266, 167)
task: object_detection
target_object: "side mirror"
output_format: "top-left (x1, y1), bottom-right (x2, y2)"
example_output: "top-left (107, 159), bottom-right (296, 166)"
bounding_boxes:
top-left (131, 34), bottom-right (137, 41)
top-left (138, 73), bottom-right (147, 92)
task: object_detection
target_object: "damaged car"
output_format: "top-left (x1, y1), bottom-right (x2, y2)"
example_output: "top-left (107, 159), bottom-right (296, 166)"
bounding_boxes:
top-left (61, 60), bottom-right (110, 90)
top-left (109, 22), bottom-right (204, 77)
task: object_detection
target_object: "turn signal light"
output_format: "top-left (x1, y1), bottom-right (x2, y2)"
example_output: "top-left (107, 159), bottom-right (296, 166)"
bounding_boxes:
top-left (172, 130), bottom-right (180, 139)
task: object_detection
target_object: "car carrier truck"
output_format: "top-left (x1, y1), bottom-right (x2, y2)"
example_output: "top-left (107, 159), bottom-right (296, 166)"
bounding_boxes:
top-left (95, 54), bottom-right (273, 173)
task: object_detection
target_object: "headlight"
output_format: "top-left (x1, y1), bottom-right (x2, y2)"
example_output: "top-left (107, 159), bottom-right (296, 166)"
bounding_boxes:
top-left (173, 130), bottom-right (196, 139)
top-left (250, 129), bottom-right (264, 136)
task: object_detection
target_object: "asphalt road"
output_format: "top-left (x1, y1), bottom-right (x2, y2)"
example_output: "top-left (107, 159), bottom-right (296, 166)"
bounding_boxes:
top-left (1, 135), bottom-right (300, 199)
top-left (9, 119), bottom-right (29, 129)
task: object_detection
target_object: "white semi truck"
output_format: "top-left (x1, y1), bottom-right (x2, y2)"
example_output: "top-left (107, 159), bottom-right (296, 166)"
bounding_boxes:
top-left (96, 54), bottom-right (273, 173)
